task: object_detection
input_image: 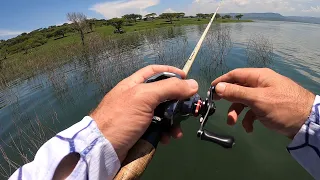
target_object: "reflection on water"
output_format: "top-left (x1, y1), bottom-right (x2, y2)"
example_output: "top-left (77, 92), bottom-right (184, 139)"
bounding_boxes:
top-left (0, 21), bottom-right (320, 179)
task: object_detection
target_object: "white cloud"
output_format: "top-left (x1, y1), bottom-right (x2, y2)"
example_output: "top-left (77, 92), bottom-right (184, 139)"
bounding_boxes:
top-left (90, 0), bottom-right (160, 19)
top-left (163, 8), bottom-right (176, 13)
top-left (186, 0), bottom-right (299, 15)
top-left (233, 0), bottom-right (249, 7)
top-left (0, 29), bottom-right (23, 37)
top-left (302, 6), bottom-right (320, 13)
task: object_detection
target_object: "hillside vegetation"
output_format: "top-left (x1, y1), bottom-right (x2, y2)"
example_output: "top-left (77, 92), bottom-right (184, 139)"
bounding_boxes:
top-left (0, 13), bottom-right (251, 82)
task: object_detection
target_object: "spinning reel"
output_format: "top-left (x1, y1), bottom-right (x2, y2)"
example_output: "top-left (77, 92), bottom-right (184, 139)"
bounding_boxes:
top-left (144, 72), bottom-right (235, 149)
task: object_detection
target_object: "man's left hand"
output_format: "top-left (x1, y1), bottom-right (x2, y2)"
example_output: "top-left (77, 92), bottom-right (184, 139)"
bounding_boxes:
top-left (91, 65), bottom-right (199, 162)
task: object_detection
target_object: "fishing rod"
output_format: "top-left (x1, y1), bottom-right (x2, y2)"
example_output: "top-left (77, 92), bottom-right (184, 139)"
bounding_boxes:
top-left (114, 1), bottom-right (234, 179)
top-left (183, 1), bottom-right (222, 75)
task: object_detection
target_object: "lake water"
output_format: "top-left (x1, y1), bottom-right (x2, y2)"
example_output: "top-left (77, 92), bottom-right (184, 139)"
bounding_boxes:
top-left (1, 21), bottom-right (319, 179)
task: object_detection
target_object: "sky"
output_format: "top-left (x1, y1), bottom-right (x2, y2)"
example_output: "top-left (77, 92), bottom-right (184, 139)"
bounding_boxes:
top-left (0, 0), bottom-right (319, 39)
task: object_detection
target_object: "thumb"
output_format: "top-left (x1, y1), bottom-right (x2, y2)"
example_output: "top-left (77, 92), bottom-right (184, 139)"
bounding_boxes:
top-left (140, 78), bottom-right (199, 108)
top-left (215, 82), bottom-right (257, 105)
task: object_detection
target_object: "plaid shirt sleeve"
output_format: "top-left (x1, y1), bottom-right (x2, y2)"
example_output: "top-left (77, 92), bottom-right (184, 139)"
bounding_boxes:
top-left (287, 95), bottom-right (320, 179)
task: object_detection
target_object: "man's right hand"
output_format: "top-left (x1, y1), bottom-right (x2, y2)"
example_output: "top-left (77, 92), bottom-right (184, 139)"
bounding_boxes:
top-left (212, 68), bottom-right (315, 139)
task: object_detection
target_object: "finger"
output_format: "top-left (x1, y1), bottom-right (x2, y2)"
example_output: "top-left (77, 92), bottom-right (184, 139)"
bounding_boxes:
top-left (136, 78), bottom-right (199, 109)
top-left (215, 82), bottom-right (259, 106)
top-left (227, 103), bottom-right (246, 126)
top-left (242, 109), bottom-right (256, 133)
top-left (160, 133), bottom-right (170, 145)
top-left (211, 68), bottom-right (264, 87)
top-left (171, 125), bottom-right (183, 139)
top-left (124, 65), bottom-right (186, 85)
top-left (213, 93), bottom-right (222, 101)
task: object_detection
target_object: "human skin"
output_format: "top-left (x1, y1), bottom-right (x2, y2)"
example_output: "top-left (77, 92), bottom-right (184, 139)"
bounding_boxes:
top-left (212, 68), bottom-right (315, 139)
top-left (91, 65), bottom-right (199, 162)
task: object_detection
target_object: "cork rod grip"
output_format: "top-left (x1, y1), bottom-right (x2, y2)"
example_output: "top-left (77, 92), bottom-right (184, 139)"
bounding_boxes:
top-left (114, 139), bottom-right (156, 180)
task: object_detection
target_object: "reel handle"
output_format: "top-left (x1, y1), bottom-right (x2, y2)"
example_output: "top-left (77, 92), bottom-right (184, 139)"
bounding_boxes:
top-left (198, 130), bottom-right (235, 149)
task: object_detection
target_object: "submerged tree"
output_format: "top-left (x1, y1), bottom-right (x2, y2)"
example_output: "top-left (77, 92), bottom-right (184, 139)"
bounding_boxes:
top-left (199, 25), bottom-right (233, 77)
top-left (246, 35), bottom-right (274, 68)
top-left (67, 12), bottom-right (87, 46)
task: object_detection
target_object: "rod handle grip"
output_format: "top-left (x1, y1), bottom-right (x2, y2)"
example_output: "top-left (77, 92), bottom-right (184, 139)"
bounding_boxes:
top-left (114, 140), bottom-right (156, 180)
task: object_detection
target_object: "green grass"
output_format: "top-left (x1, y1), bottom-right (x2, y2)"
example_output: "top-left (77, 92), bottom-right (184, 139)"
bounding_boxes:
top-left (96, 18), bottom-right (253, 36)
top-left (0, 18), bottom-right (253, 83)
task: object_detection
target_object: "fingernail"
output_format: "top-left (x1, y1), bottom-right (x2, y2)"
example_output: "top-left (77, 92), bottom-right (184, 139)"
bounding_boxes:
top-left (186, 79), bottom-right (198, 89)
top-left (215, 83), bottom-right (226, 95)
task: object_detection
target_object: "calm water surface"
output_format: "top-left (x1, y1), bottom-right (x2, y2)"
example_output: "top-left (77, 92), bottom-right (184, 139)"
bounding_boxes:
top-left (0, 21), bottom-right (319, 179)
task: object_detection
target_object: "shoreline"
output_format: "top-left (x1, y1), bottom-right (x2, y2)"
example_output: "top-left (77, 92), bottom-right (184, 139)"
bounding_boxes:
top-left (0, 19), bottom-right (253, 84)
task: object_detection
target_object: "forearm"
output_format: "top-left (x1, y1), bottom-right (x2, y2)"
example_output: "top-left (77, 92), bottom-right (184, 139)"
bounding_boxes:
top-left (9, 116), bottom-right (120, 180)
top-left (287, 95), bottom-right (320, 179)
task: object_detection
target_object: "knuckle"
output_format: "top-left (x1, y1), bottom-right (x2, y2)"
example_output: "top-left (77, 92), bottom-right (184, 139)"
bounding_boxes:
top-left (145, 65), bottom-right (157, 72)
top-left (236, 86), bottom-right (246, 98)
top-left (263, 68), bottom-right (274, 73)
top-left (169, 77), bottom-right (183, 86)
top-left (145, 65), bottom-right (155, 69)
top-left (229, 69), bottom-right (237, 77)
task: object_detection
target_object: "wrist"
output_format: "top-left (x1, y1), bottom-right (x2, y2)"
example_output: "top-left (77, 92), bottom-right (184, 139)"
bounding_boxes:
top-left (90, 112), bottom-right (128, 162)
top-left (289, 92), bottom-right (316, 139)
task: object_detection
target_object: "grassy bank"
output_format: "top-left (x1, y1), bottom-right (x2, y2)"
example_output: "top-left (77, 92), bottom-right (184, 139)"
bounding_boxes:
top-left (0, 18), bottom-right (253, 84)
top-left (95, 18), bottom-right (253, 36)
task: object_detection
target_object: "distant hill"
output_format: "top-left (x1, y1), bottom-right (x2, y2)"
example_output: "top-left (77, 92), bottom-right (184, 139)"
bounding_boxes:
top-left (286, 16), bottom-right (320, 24)
top-left (226, 13), bottom-right (320, 24)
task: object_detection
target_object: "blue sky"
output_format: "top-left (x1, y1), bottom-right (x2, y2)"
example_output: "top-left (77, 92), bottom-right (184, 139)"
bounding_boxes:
top-left (1, 0), bottom-right (319, 39)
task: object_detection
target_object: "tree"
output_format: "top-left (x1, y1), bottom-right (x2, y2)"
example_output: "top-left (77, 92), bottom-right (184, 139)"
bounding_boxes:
top-left (196, 13), bottom-right (206, 20)
top-left (196, 13), bottom-right (201, 20)
top-left (176, 12), bottom-right (185, 20)
top-left (108, 18), bottom-right (125, 32)
top-left (21, 40), bottom-right (32, 54)
top-left (87, 19), bottom-right (95, 32)
top-left (223, 15), bottom-right (232, 19)
top-left (67, 12), bottom-right (88, 46)
top-left (122, 14), bottom-right (141, 23)
top-left (122, 14), bottom-right (133, 23)
top-left (235, 14), bottom-right (244, 20)
top-left (0, 45), bottom-right (8, 60)
top-left (215, 13), bottom-right (221, 19)
top-left (159, 13), bottom-right (177, 24)
top-left (54, 29), bottom-right (65, 39)
top-left (204, 14), bottom-right (210, 18)
top-left (145, 13), bottom-right (157, 20)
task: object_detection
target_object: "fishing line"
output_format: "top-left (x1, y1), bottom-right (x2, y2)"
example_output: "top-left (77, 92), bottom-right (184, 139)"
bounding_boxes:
top-left (182, 0), bottom-right (224, 75)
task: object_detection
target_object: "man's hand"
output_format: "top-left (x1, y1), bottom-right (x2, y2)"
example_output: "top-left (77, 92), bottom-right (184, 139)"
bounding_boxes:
top-left (212, 68), bottom-right (315, 139)
top-left (91, 65), bottom-right (198, 162)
